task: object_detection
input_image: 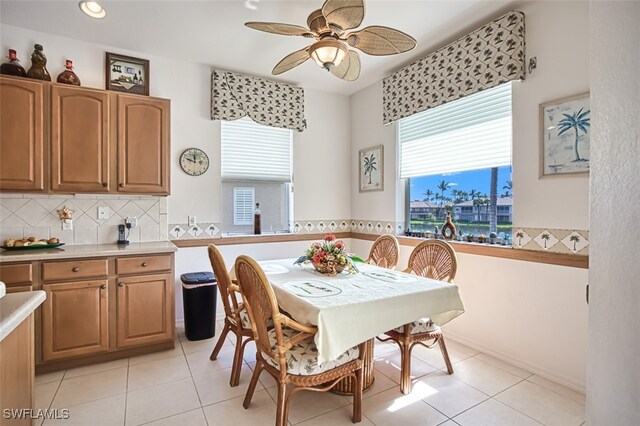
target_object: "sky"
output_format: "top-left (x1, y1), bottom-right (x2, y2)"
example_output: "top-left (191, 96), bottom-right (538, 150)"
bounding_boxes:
top-left (410, 166), bottom-right (512, 200)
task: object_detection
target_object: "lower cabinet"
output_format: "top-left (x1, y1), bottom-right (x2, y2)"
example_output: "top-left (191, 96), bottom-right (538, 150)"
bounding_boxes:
top-left (42, 280), bottom-right (109, 362)
top-left (116, 273), bottom-right (173, 348)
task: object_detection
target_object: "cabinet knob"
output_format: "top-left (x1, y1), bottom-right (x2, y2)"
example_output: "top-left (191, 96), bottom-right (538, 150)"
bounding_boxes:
top-left (118, 282), bottom-right (125, 287)
top-left (72, 267), bottom-right (80, 272)
top-left (119, 183), bottom-right (124, 188)
top-left (141, 262), bottom-right (148, 267)
top-left (102, 182), bottom-right (108, 187)
top-left (100, 284), bottom-right (107, 289)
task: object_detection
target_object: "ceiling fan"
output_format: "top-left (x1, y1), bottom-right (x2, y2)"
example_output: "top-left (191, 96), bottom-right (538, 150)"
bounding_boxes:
top-left (245, 0), bottom-right (417, 81)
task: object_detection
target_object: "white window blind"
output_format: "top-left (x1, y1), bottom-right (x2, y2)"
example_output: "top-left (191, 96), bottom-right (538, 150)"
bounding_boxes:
top-left (398, 82), bottom-right (512, 178)
top-left (233, 187), bottom-right (255, 225)
top-left (222, 118), bottom-right (292, 182)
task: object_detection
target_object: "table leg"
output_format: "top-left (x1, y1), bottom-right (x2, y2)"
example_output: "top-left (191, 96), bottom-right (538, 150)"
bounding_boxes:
top-left (332, 338), bottom-right (375, 395)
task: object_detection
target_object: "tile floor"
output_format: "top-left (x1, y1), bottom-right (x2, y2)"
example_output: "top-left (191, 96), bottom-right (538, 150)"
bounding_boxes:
top-left (35, 323), bottom-right (586, 426)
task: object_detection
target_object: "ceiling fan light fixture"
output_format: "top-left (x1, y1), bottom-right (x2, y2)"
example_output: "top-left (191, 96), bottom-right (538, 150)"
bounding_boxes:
top-left (78, 1), bottom-right (106, 19)
top-left (309, 39), bottom-right (348, 71)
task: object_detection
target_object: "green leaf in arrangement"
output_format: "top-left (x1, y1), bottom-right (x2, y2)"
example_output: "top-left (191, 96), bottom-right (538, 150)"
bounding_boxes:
top-left (349, 256), bottom-right (364, 263)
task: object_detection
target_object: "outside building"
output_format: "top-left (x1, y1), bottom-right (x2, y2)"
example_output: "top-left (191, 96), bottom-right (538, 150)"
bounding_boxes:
top-left (452, 196), bottom-right (513, 223)
top-left (409, 200), bottom-right (439, 221)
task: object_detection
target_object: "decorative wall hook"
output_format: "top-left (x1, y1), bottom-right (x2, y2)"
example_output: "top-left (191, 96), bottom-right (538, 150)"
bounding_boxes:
top-left (57, 206), bottom-right (74, 221)
top-left (528, 57), bottom-right (537, 74)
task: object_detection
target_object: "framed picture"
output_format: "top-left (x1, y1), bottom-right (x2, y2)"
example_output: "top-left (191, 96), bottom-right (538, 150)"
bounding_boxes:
top-left (359, 145), bottom-right (384, 192)
top-left (105, 52), bottom-right (149, 96)
top-left (539, 92), bottom-right (590, 177)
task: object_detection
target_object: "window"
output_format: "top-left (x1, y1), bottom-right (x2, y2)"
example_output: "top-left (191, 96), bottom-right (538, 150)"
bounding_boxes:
top-left (221, 118), bottom-right (293, 234)
top-left (233, 187), bottom-right (255, 225)
top-left (399, 83), bottom-right (513, 240)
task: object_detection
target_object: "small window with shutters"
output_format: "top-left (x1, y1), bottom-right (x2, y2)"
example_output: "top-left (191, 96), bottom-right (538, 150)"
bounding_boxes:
top-left (233, 187), bottom-right (255, 226)
top-left (222, 118), bottom-right (293, 234)
top-left (401, 82), bottom-right (513, 241)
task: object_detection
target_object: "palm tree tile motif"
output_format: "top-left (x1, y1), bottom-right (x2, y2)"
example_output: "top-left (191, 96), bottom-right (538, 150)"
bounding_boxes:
top-left (534, 230), bottom-right (559, 251)
top-left (561, 231), bottom-right (589, 254)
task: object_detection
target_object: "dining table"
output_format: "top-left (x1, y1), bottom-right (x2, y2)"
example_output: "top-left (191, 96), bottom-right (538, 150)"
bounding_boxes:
top-left (257, 258), bottom-right (465, 393)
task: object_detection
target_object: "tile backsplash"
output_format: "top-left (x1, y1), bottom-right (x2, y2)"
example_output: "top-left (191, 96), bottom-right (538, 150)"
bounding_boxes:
top-left (0, 194), bottom-right (168, 245)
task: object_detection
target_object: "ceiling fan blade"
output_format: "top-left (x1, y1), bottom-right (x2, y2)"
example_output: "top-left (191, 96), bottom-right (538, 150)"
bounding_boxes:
top-left (330, 50), bottom-right (361, 81)
top-left (272, 47), bottom-right (311, 75)
top-left (346, 25), bottom-right (417, 56)
top-left (321, 0), bottom-right (364, 32)
top-left (245, 22), bottom-right (315, 37)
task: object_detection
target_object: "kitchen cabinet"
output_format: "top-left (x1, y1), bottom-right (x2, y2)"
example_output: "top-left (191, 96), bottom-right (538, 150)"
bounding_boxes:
top-left (0, 77), bottom-right (45, 192)
top-left (117, 95), bottom-right (170, 194)
top-left (0, 315), bottom-right (34, 426)
top-left (0, 76), bottom-right (171, 195)
top-left (41, 280), bottom-right (109, 361)
top-left (33, 252), bottom-right (174, 368)
top-left (116, 273), bottom-right (173, 348)
top-left (0, 263), bottom-right (33, 293)
top-left (50, 85), bottom-right (110, 193)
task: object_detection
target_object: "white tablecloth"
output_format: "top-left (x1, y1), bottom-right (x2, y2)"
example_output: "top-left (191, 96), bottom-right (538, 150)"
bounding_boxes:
top-left (258, 259), bottom-right (465, 364)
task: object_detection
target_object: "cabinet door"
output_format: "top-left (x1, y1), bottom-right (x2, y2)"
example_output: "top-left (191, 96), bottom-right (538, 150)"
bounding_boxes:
top-left (42, 280), bottom-right (109, 361)
top-left (51, 85), bottom-right (110, 192)
top-left (117, 95), bottom-right (170, 194)
top-left (116, 273), bottom-right (174, 348)
top-left (0, 77), bottom-right (45, 191)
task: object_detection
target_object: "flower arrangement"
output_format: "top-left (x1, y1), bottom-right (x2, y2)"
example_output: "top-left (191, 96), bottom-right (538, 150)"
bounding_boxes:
top-left (294, 234), bottom-right (362, 275)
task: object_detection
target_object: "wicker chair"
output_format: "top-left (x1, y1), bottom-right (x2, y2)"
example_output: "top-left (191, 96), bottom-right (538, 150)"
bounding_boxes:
top-left (365, 234), bottom-right (400, 269)
top-left (235, 255), bottom-right (365, 426)
top-left (207, 244), bottom-right (254, 387)
top-left (381, 239), bottom-right (458, 394)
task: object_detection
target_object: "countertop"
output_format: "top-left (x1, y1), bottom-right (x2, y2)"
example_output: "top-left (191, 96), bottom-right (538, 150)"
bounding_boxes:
top-left (0, 241), bottom-right (177, 263)
top-left (0, 290), bottom-right (46, 342)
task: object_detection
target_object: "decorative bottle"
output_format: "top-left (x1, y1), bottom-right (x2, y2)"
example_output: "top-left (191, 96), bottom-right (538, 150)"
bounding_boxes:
top-left (253, 203), bottom-right (262, 235)
top-left (56, 60), bottom-right (81, 86)
top-left (0, 49), bottom-right (27, 77)
top-left (26, 44), bottom-right (51, 81)
top-left (441, 212), bottom-right (457, 240)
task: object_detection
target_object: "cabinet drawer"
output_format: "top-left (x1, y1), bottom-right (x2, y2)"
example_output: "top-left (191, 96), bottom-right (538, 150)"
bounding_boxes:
top-left (0, 263), bottom-right (33, 284)
top-left (6, 284), bottom-right (32, 293)
top-left (116, 254), bottom-right (172, 275)
top-left (42, 259), bottom-right (108, 282)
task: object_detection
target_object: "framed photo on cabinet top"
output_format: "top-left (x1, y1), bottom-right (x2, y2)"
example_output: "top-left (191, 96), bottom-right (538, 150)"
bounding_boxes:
top-left (359, 145), bottom-right (384, 192)
top-left (539, 92), bottom-right (590, 177)
top-left (105, 52), bottom-right (150, 96)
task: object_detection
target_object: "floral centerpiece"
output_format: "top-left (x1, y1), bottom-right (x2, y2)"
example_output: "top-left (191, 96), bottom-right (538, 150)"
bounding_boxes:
top-left (294, 234), bottom-right (362, 275)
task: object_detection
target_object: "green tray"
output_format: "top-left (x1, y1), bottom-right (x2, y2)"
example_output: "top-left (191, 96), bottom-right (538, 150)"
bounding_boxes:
top-left (1, 243), bottom-right (65, 251)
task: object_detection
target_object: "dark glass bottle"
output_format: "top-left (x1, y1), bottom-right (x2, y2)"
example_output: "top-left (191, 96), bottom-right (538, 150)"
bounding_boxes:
top-left (0, 49), bottom-right (27, 77)
top-left (56, 60), bottom-right (81, 86)
top-left (254, 203), bottom-right (262, 235)
top-left (26, 44), bottom-right (51, 81)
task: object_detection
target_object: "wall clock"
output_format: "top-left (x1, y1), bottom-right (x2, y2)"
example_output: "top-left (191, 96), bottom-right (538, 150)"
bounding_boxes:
top-left (179, 148), bottom-right (210, 176)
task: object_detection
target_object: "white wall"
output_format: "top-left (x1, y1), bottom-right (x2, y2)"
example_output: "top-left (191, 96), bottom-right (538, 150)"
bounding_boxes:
top-left (0, 25), bottom-right (352, 227)
top-left (348, 1), bottom-right (591, 390)
top-left (588, 2), bottom-right (640, 424)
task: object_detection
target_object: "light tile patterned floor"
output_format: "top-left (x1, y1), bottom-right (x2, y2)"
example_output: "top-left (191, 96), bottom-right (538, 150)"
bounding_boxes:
top-left (35, 322), bottom-right (586, 425)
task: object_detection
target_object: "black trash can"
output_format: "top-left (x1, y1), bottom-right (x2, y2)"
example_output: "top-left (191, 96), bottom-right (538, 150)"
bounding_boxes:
top-left (181, 272), bottom-right (217, 341)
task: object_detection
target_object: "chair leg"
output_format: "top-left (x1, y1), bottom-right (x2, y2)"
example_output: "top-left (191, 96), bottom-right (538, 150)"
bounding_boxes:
top-left (275, 381), bottom-right (287, 426)
top-left (243, 361), bottom-right (263, 409)
top-left (438, 335), bottom-right (454, 374)
top-left (210, 323), bottom-right (230, 360)
top-left (230, 332), bottom-right (248, 387)
top-left (399, 342), bottom-right (413, 395)
top-left (352, 370), bottom-right (363, 423)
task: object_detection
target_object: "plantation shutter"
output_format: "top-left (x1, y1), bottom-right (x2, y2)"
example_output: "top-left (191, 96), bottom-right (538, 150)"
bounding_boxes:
top-left (398, 82), bottom-right (512, 178)
top-left (221, 118), bottom-right (293, 182)
top-left (233, 187), bottom-right (255, 225)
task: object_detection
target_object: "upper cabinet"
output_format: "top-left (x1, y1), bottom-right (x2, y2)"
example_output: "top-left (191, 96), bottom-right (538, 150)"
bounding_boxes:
top-left (117, 95), bottom-right (170, 195)
top-left (51, 85), bottom-right (111, 193)
top-left (0, 76), bottom-right (171, 195)
top-left (0, 77), bottom-right (45, 192)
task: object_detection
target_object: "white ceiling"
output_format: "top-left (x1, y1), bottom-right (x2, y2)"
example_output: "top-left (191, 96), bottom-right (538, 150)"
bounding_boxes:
top-left (0, 0), bottom-right (517, 95)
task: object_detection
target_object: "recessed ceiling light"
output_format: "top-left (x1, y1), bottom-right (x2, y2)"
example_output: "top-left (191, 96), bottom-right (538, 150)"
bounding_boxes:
top-left (79, 1), bottom-right (106, 19)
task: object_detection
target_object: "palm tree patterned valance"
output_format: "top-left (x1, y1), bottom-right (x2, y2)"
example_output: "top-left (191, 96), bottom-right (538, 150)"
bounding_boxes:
top-left (382, 11), bottom-right (525, 125)
top-left (211, 69), bottom-right (307, 132)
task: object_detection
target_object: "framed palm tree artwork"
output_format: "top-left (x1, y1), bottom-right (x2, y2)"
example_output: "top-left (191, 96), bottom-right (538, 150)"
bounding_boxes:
top-left (539, 92), bottom-right (590, 176)
top-left (359, 145), bottom-right (384, 192)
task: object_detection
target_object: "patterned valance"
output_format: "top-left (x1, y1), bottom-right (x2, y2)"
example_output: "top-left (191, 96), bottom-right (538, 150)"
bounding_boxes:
top-left (211, 69), bottom-right (306, 132)
top-left (383, 11), bottom-right (525, 125)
